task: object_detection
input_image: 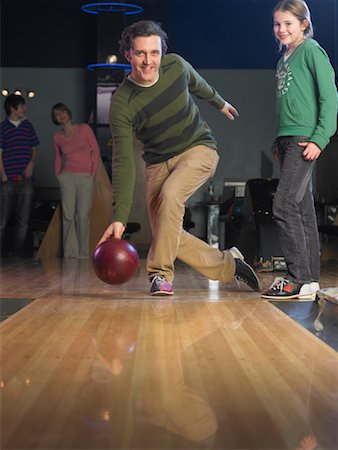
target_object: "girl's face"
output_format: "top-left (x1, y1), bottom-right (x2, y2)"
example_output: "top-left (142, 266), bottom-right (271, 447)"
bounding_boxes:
top-left (273, 10), bottom-right (308, 49)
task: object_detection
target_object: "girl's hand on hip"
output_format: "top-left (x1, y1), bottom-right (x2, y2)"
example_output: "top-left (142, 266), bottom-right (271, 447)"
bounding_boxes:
top-left (298, 141), bottom-right (322, 161)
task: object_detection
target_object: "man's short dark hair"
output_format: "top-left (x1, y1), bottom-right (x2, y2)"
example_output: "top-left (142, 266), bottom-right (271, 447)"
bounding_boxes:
top-left (119, 20), bottom-right (168, 56)
top-left (4, 94), bottom-right (25, 116)
top-left (51, 103), bottom-right (72, 125)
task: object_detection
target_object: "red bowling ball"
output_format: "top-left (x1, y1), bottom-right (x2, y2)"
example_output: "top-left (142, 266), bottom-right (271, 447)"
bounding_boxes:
top-left (92, 238), bottom-right (139, 285)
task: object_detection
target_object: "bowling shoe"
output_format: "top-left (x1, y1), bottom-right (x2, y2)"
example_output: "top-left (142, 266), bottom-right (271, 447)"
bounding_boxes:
top-left (261, 277), bottom-right (317, 300)
top-left (230, 246), bottom-right (261, 292)
top-left (150, 276), bottom-right (174, 296)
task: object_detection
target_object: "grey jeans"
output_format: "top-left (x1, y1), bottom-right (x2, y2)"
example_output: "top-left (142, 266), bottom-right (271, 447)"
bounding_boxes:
top-left (273, 136), bottom-right (320, 284)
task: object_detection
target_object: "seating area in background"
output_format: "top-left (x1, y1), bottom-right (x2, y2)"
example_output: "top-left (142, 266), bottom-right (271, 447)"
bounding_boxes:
top-left (123, 222), bottom-right (141, 241)
top-left (318, 204), bottom-right (338, 262)
top-left (3, 173), bottom-right (337, 264)
top-left (183, 207), bottom-right (195, 231)
top-left (0, 159), bottom-right (141, 259)
top-left (319, 205), bottom-right (338, 237)
top-left (218, 178), bottom-right (338, 269)
top-left (239, 178), bottom-right (285, 271)
top-left (0, 199), bottom-right (59, 258)
top-left (219, 193), bottom-right (243, 252)
top-left (219, 178), bottom-right (284, 271)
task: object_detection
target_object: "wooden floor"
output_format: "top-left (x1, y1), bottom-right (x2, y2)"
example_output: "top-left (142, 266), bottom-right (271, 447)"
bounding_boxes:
top-left (0, 257), bottom-right (337, 450)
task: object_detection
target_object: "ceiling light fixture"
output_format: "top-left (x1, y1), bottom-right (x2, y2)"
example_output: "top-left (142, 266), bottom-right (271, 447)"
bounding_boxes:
top-left (1, 88), bottom-right (37, 98)
top-left (81, 2), bottom-right (143, 15)
top-left (106, 55), bottom-right (118, 64)
top-left (86, 63), bottom-right (131, 71)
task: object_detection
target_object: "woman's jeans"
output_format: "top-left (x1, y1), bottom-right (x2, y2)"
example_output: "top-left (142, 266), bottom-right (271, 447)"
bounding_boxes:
top-left (273, 136), bottom-right (320, 284)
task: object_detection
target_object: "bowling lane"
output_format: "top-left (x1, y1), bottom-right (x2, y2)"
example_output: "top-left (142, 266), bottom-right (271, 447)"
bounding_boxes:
top-left (1, 297), bottom-right (337, 450)
top-left (0, 257), bottom-right (263, 300)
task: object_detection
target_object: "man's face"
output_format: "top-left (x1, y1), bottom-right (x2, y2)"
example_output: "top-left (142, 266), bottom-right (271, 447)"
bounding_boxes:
top-left (125, 35), bottom-right (162, 86)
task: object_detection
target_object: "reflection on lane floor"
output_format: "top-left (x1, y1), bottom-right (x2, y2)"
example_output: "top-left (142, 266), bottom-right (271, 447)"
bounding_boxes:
top-left (272, 299), bottom-right (338, 351)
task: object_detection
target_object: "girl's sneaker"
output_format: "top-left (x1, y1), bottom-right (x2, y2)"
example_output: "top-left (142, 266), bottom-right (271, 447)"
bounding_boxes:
top-left (261, 277), bottom-right (316, 300)
top-left (311, 282), bottom-right (320, 293)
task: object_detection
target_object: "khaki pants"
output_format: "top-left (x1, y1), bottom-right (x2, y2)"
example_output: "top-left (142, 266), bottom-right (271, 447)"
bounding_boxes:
top-left (145, 145), bottom-right (235, 283)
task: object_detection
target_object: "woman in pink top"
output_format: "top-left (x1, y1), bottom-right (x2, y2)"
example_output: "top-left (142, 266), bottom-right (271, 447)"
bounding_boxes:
top-left (52, 103), bottom-right (100, 258)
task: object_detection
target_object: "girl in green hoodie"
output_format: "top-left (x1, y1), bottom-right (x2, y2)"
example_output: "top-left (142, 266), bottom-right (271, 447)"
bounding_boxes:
top-left (262, 0), bottom-right (337, 299)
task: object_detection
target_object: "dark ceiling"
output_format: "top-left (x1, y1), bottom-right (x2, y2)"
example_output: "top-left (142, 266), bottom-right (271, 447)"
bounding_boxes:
top-left (1, 0), bottom-right (337, 70)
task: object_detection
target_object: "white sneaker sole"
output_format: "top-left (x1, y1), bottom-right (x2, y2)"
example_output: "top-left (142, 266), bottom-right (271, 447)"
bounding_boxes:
top-left (150, 290), bottom-right (174, 296)
top-left (261, 292), bottom-right (316, 300)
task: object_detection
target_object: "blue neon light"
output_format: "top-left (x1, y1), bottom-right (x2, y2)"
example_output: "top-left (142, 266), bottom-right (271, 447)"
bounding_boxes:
top-left (86, 63), bottom-right (131, 71)
top-left (81, 2), bottom-right (144, 15)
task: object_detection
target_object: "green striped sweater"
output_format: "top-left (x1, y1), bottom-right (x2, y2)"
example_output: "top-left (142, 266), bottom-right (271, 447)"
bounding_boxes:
top-left (110, 53), bottom-right (226, 224)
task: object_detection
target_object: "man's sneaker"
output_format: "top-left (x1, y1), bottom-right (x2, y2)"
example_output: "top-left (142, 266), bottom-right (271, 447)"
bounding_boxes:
top-left (261, 277), bottom-right (316, 300)
top-left (150, 276), bottom-right (174, 296)
top-left (230, 247), bottom-right (261, 292)
top-left (229, 246), bottom-right (245, 261)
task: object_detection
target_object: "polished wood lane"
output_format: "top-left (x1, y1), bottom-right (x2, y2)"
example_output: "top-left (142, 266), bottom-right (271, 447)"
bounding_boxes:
top-left (0, 257), bottom-right (337, 300)
top-left (1, 295), bottom-right (337, 450)
top-left (0, 257), bottom-right (264, 300)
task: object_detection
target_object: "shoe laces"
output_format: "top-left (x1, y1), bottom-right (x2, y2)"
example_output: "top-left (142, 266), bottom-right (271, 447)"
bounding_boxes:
top-left (269, 277), bottom-right (290, 292)
top-left (234, 271), bottom-right (260, 291)
top-left (233, 277), bottom-right (241, 288)
top-left (150, 275), bottom-right (165, 286)
top-left (233, 259), bottom-right (252, 284)
top-left (234, 273), bottom-right (245, 285)
top-left (233, 266), bottom-right (243, 286)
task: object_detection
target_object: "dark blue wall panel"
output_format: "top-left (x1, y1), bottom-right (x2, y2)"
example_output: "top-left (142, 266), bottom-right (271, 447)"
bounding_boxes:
top-left (133, 0), bottom-right (337, 69)
top-left (1, 0), bottom-right (337, 70)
